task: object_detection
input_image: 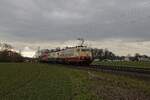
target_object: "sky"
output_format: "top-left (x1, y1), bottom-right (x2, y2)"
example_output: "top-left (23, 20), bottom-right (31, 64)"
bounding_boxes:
top-left (0, 0), bottom-right (150, 57)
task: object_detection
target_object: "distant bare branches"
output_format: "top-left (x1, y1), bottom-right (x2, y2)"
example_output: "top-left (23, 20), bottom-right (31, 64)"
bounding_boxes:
top-left (0, 43), bottom-right (13, 51)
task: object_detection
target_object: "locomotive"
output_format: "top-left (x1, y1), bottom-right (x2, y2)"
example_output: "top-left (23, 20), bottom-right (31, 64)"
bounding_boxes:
top-left (38, 39), bottom-right (94, 65)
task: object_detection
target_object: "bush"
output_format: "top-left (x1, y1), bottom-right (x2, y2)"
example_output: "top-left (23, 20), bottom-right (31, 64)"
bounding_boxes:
top-left (0, 50), bottom-right (23, 62)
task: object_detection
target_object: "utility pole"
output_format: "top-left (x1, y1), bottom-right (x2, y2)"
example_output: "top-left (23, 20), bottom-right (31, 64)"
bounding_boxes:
top-left (19, 49), bottom-right (22, 55)
top-left (35, 46), bottom-right (40, 58)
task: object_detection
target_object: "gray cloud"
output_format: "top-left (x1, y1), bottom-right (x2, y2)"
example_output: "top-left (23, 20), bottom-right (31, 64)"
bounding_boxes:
top-left (0, 0), bottom-right (150, 42)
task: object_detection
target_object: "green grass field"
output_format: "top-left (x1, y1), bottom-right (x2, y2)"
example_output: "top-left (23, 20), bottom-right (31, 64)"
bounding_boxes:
top-left (0, 63), bottom-right (150, 100)
top-left (92, 61), bottom-right (150, 69)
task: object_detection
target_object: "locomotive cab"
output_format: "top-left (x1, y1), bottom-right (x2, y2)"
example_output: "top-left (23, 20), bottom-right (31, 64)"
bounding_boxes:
top-left (76, 46), bottom-right (93, 61)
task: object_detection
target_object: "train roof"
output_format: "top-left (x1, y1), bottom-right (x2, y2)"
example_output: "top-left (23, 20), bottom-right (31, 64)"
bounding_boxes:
top-left (49, 46), bottom-right (90, 52)
top-left (39, 45), bottom-right (91, 54)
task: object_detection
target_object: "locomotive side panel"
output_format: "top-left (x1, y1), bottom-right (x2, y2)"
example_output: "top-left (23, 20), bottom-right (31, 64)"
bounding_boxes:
top-left (61, 47), bottom-right (93, 64)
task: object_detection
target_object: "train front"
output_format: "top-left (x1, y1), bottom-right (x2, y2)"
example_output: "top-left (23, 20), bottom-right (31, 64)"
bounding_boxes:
top-left (77, 47), bottom-right (93, 65)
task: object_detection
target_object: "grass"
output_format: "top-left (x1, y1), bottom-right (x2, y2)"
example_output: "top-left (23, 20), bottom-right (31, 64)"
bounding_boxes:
top-left (92, 61), bottom-right (150, 69)
top-left (0, 63), bottom-right (150, 100)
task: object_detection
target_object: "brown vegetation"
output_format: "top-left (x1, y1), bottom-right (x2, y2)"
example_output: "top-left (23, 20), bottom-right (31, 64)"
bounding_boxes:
top-left (0, 50), bottom-right (23, 62)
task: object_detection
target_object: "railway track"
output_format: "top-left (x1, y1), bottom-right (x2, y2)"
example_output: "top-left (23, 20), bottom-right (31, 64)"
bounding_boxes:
top-left (91, 65), bottom-right (150, 74)
top-left (70, 64), bottom-right (150, 78)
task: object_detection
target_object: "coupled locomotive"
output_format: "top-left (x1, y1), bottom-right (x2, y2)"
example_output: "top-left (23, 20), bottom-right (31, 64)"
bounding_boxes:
top-left (38, 39), bottom-right (94, 65)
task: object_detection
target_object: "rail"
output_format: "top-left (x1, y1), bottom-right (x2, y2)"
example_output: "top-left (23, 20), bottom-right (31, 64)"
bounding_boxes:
top-left (69, 64), bottom-right (150, 78)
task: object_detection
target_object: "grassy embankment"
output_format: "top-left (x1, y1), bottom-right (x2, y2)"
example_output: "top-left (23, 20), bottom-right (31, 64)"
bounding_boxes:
top-left (92, 61), bottom-right (150, 69)
top-left (0, 63), bottom-right (150, 100)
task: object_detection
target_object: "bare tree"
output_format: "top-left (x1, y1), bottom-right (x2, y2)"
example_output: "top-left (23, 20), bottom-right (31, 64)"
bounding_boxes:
top-left (0, 43), bottom-right (13, 51)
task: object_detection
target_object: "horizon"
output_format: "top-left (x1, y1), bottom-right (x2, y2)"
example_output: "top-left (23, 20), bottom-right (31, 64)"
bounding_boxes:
top-left (1, 39), bottom-right (150, 58)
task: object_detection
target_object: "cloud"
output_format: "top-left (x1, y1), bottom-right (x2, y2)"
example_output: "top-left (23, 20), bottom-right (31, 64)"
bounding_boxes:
top-left (21, 46), bottom-right (35, 57)
top-left (0, 0), bottom-right (150, 55)
top-left (89, 39), bottom-right (150, 56)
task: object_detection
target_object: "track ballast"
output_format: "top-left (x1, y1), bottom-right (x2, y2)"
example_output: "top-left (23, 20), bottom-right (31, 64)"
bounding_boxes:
top-left (70, 64), bottom-right (150, 78)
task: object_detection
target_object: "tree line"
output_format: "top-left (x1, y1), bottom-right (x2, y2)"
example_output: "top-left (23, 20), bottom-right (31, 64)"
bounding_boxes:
top-left (92, 48), bottom-right (150, 61)
top-left (0, 43), bottom-right (23, 62)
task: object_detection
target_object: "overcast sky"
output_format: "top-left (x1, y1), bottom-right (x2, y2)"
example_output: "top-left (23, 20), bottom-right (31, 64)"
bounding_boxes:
top-left (0, 0), bottom-right (150, 57)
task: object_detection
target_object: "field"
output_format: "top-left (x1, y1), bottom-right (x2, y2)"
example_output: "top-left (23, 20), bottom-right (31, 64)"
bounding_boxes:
top-left (0, 63), bottom-right (150, 100)
top-left (92, 61), bottom-right (150, 69)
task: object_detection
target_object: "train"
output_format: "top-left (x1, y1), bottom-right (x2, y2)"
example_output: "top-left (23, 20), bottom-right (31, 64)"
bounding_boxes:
top-left (38, 39), bottom-right (94, 65)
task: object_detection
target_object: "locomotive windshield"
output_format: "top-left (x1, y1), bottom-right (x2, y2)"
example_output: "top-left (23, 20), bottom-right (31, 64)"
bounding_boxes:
top-left (81, 49), bottom-right (90, 51)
